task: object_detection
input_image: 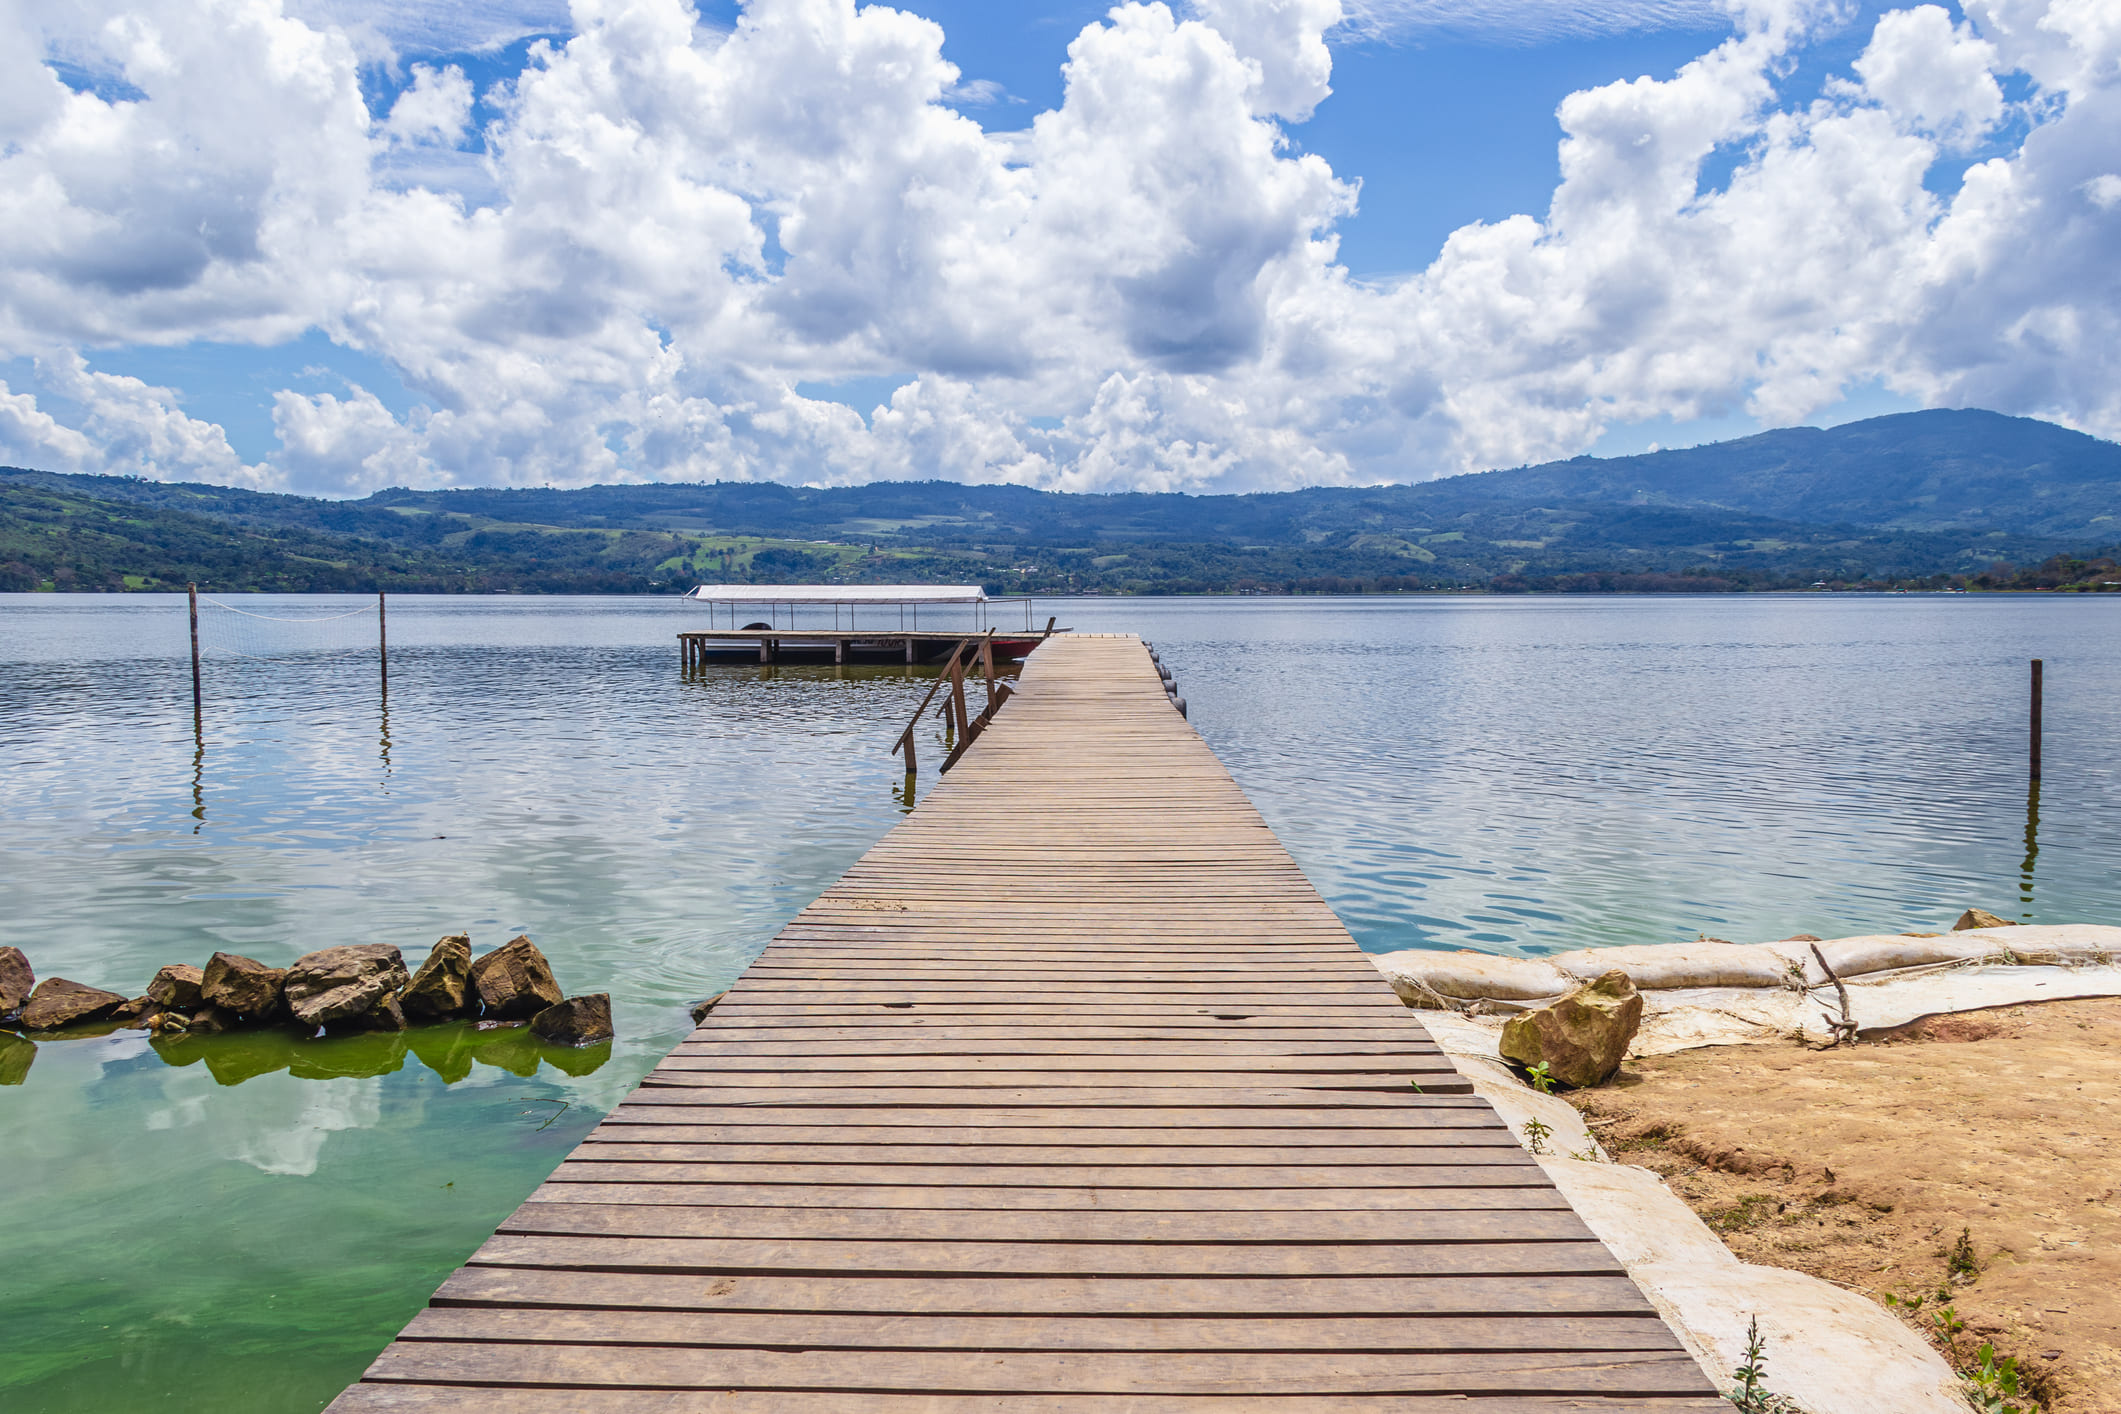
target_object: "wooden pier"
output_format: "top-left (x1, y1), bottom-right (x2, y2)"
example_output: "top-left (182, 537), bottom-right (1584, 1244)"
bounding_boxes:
top-left (329, 634), bottom-right (1719, 1411)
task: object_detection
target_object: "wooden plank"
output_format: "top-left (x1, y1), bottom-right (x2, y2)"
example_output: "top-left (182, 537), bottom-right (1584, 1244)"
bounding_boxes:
top-left (331, 634), bottom-right (1712, 1409)
top-left (399, 1305), bottom-right (1687, 1352)
top-left (518, 1183), bottom-right (1572, 1213)
top-left (541, 1162), bottom-right (1544, 1189)
top-left (328, 1385), bottom-right (1731, 1413)
top-left (494, 1204), bottom-right (1597, 1244)
top-left (428, 1266), bottom-right (1663, 1316)
top-left (465, 1234), bottom-right (1622, 1277)
top-left (522, 1184), bottom-right (1575, 1212)
top-left (356, 1343), bottom-right (1709, 1395)
top-left (627, 1085), bottom-right (1483, 1102)
top-left (578, 1129), bottom-right (1522, 1152)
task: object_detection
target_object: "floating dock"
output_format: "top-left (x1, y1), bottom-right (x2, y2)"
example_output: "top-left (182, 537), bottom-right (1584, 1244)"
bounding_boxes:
top-left (329, 634), bottom-right (1719, 1410)
top-left (680, 628), bottom-right (1046, 666)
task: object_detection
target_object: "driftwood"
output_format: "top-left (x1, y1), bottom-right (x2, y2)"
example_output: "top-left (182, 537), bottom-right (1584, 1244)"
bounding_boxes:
top-left (1811, 943), bottom-right (1857, 1046)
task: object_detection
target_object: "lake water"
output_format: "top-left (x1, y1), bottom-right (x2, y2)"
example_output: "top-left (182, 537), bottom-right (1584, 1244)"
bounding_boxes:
top-left (3, 592), bottom-right (2117, 1411)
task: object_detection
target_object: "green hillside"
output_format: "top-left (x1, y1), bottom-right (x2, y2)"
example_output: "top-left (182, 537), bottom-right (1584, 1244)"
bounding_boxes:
top-left (4, 409), bottom-right (2117, 594)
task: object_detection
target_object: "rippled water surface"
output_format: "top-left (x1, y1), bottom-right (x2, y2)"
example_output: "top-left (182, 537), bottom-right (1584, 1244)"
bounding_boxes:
top-left (3, 591), bottom-right (2118, 1412)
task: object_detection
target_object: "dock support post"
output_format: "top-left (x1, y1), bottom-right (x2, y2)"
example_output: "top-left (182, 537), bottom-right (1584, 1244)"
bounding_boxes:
top-left (905, 637), bottom-right (916, 665)
top-left (835, 638), bottom-right (845, 665)
top-left (759, 639), bottom-right (771, 664)
top-left (187, 582), bottom-right (202, 718)
top-left (2030, 658), bottom-right (2043, 782)
top-left (378, 589), bottom-right (387, 690)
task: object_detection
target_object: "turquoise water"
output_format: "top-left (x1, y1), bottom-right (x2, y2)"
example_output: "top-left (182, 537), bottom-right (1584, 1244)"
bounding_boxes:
top-left (4, 592), bottom-right (2118, 1411)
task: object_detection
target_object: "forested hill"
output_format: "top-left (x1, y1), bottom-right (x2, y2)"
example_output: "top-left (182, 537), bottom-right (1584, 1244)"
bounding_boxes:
top-left (4, 409), bottom-right (2118, 594)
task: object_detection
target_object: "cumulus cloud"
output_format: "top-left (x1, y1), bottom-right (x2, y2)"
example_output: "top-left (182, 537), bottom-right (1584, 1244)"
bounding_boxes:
top-left (0, 0), bottom-right (2116, 496)
top-left (383, 63), bottom-right (475, 146)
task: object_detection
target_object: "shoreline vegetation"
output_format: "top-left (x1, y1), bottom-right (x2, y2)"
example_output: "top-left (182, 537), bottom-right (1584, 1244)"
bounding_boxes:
top-left (5, 408), bottom-right (2118, 597)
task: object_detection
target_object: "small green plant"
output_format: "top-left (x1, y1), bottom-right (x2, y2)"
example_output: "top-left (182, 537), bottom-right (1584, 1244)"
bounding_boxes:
top-left (1948, 1227), bottom-right (1981, 1281)
top-left (1521, 1117), bottom-right (1553, 1155)
top-left (1963, 1343), bottom-right (2028, 1414)
top-left (1726, 1315), bottom-right (1805, 1413)
top-left (1524, 1060), bottom-right (1556, 1094)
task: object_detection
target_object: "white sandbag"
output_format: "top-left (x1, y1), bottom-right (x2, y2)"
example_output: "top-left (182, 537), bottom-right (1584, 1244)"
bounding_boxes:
top-left (1549, 942), bottom-right (1796, 990)
top-left (1796, 932), bottom-right (1997, 980)
top-left (1798, 924), bottom-right (2121, 982)
top-left (1371, 950), bottom-right (1568, 1004)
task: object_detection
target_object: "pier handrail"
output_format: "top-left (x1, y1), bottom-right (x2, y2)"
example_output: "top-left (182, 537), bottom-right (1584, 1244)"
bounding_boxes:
top-left (940, 631), bottom-right (1011, 775)
top-left (890, 636), bottom-right (975, 776)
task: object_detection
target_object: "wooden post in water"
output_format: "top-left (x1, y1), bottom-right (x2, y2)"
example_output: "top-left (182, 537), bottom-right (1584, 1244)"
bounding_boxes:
top-left (187, 582), bottom-right (202, 717)
top-left (378, 590), bottom-right (389, 691)
top-left (2029, 658), bottom-right (2043, 782)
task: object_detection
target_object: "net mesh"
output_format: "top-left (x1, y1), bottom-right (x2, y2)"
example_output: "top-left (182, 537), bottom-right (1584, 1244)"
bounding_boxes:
top-left (196, 597), bottom-right (383, 660)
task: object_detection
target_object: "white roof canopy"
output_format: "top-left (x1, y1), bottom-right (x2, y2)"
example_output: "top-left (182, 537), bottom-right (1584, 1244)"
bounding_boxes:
top-left (685, 584), bottom-right (989, 604)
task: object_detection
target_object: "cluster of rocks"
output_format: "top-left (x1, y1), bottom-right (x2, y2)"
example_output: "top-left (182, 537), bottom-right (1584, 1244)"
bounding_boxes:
top-left (0, 936), bottom-right (613, 1048)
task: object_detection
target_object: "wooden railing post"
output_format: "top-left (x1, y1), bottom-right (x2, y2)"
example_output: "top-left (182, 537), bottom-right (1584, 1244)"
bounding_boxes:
top-left (892, 637), bottom-right (974, 774)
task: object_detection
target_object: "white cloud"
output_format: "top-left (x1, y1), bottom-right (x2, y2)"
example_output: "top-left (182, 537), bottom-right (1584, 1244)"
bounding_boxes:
top-left (383, 63), bottom-right (474, 146)
top-left (1847, 4), bottom-right (2004, 149)
top-left (2, 356), bottom-right (273, 487)
top-left (0, 0), bottom-right (2116, 496)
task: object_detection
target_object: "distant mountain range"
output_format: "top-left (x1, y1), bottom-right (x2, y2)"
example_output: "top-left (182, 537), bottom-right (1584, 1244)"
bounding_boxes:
top-left (4, 409), bottom-right (2118, 594)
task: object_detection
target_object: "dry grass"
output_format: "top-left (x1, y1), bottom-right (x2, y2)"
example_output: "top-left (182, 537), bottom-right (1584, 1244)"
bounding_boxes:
top-left (1568, 996), bottom-right (2121, 1413)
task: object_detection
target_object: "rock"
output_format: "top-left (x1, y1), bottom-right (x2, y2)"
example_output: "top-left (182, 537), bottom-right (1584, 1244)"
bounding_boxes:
top-left (402, 934), bottom-right (473, 1021)
top-left (112, 995), bottom-right (156, 1024)
top-left (187, 1003), bottom-right (237, 1036)
top-left (0, 1030), bottom-right (33, 1084)
top-left (20, 977), bottom-right (129, 1031)
top-left (1953, 908), bottom-right (2016, 931)
top-left (0, 946), bottom-right (32, 1017)
top-left (147, 1010), bottom-right (190, 1036)
top-left (147, 964), bottom-right (205, 1010)
top-left (283, 945), bottom-right (409, 1027)
top-left (202, 953), bottom-right (287, 1017)
top-left (530, 993), bottom-right (614, 1047)
top-left (1498, 969), bottom-right (1643, 1089)
top-left (356, 995), bottom-right (408, 1033)
top-left (469, 936), bottom-right (563, 1019)
top-left (690, 991), bottom-right (727, 1025)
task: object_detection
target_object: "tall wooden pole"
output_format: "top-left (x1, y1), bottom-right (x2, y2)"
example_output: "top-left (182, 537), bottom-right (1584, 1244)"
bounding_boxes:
top-left (187, 582), bottom-right (202, 717)
top-left (2029, 658), bottom-right (2043, 781)
top-left (378, 590), bottom-right (389, 691)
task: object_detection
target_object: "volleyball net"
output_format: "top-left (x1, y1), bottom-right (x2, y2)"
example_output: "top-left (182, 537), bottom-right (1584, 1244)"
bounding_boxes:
top-left (192, 595), bottom-right (385, 661)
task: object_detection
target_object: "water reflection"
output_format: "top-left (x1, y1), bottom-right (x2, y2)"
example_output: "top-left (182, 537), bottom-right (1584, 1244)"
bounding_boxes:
top-left (0, 1020), bottom-right (610, 1087)
top-left (1, 1029), bottom-right (33, 1084)
top-left (2021, 779), bottom-right (2040, 914)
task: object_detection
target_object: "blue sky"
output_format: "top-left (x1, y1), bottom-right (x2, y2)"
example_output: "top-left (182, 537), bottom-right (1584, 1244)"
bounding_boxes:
top-left (4, 0), bottom-right (2114, 493)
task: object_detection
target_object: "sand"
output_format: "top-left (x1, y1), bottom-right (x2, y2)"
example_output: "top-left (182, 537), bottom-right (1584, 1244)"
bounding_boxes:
top-left (1566, 996), bottom-right (2120, 1413)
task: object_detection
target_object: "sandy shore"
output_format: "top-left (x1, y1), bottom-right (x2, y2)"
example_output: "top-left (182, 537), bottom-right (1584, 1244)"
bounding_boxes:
top-left (1567, 996), bottom-right (2120, 1413)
